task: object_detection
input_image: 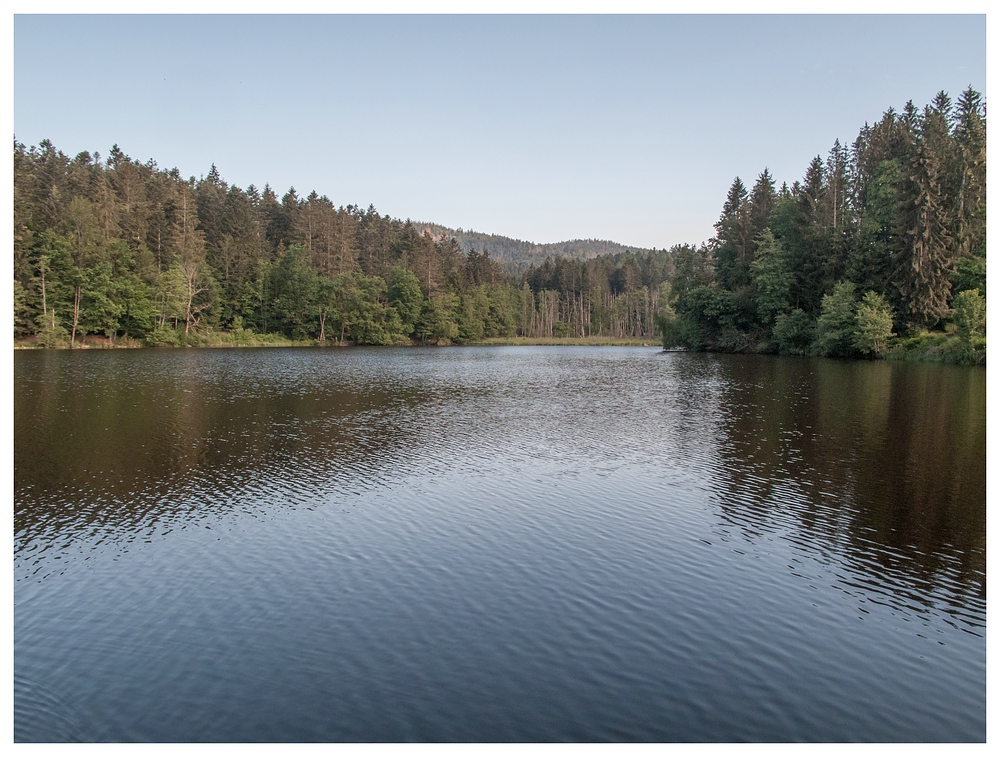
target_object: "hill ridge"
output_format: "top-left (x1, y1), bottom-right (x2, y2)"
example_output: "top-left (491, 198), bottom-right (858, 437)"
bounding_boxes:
top-left (412, 221), bottom-right (659, 275)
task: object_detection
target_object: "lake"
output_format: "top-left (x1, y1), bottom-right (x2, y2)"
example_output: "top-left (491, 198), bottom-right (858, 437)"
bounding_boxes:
top-left (13, 347), bottom-right (986, 742)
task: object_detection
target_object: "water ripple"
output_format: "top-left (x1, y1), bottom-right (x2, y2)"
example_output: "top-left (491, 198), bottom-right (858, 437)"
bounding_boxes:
top-left (13, 348), bottom-right (986, 741)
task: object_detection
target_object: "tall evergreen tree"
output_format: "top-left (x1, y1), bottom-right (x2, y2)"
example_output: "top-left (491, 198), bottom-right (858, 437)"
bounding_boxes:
top-left (748, 168), bottom-right (776, 239)
top-left (714, 177), bottom-right (752, 289)
top-left (952, 86), bottom-right (987, 260)
top-left (897, 100), bottom-right (955, 328)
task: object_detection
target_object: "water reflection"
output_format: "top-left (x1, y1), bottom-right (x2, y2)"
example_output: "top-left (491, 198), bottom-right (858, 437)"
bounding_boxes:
top-left (14, 347), bottom-right (986, 741)
top-left (15, 349), bottom-right (985, 620)
top-left (15, 349), bottom-right (425, 553)
top-left (699, 355), bottom-right (984, 631)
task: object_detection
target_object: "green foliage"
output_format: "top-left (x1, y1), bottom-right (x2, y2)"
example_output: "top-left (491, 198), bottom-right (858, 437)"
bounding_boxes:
top-left (270, 245), bottom-right (320, 339)
top-left (386, 266), bottom-right (423, 336)
top-left (849, 159), bottom-right (902, 299)
top-left (952, 289), bottom-right (986, 339)
top-left (886, 329), bottom-right (984, 365)
top-left (951, 253), bottom-right (986, 297)
top-left (672, 285), bottom-right (725, 350)
top-left (143, 324), bottom-right (182, 346)
top-left (950, 288), bottom-right (986, 363)
top-left (696, 89), bottom-right (985, 360)
top-left (454, 287), bottom-right (490, 342)
top-left (552, 321), bottom-right (572, 338)
top-left (813, 281), bottom-right (859, 357)
top-left (483, 285), bottom-right (520, 337)
top-left (655, 285), bottom-right (681, 349)
top-left (772, 309), bottom-right (815, 355)
top-left (13, 279), bottom-right (34, 337)
top-left (338, 271), bottom-right (406, 345)
top-left (852, 291), bottom-right (895, 357)
top-left (415, 293), bottom-right (459, 344)
top-left (77, 261), bottom-right (123, 338)
top-left (34, 313), bottom-right (69, 347)
top-left (749, 229), bottom-right (791, 328)
top-left (12, 96), bottom-right (985, 360)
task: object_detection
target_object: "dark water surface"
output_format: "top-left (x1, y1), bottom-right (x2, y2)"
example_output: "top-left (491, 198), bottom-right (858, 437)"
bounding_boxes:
top-left (14, 347), bottom-right (986, 742)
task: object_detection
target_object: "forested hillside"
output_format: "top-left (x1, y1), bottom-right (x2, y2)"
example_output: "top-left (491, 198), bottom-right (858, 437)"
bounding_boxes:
top-left (412, 222), bottom-right (656, 276)
top-left (12, 142), bottom-right (674, 346)
top-left (661, 87), bottom-right (986, 363)
top-left (12, 88), bottom-right (985, 358)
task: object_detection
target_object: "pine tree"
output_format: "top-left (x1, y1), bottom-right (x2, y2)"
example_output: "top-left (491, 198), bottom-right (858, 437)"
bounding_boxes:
top-left (749, 168), bottom-right (776, 239)
top-left (952, 87), bottom-right (986, 260)
top-left (897, 100), bottom-right (954, 328)
top-left (713, 177), bottom-right (752, 289)
top-left (825, 139), bottom-right (849, 232)
top-left (785, 156), bottom-right (831, 314)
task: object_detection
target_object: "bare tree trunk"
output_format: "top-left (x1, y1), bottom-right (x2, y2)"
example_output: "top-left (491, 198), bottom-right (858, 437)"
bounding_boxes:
top-left (40, 256), bottom-right (47, 318)
top-left (71, 285), bottom-right (81, 347)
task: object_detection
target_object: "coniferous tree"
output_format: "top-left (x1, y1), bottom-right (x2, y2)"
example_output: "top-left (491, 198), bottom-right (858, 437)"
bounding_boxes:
top-left (952, 86), bottom-right (987, 261)
top-left (713, 177), bottom-right (751, 290)
top-left (748, 168), bottom-right (776, 239)
top-left (897, 99), bottom-right (955, 328)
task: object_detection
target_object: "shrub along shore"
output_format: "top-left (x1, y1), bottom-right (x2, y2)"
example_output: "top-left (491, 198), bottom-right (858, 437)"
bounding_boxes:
top-left (13, 329), bottom-right (981, 364)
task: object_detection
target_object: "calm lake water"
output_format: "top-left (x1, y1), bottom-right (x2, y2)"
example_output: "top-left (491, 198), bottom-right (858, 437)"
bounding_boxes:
top-left (13, 347), bottom-right (986, 742)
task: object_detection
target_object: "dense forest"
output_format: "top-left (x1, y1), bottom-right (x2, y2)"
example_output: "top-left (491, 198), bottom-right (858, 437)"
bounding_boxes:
top-left (11, 87), bottom-right (985, 359)
top-left (411, 222), bottom-right (657, 276)
top-left (13, 140), bottom-right (673, 347)
top-left (659, 87), bottom-right (986, 363)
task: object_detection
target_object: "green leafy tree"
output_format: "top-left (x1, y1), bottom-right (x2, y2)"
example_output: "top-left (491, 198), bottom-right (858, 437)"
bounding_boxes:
top-left (270, 245), bottom-right (320, 338)
top-left (483, 284), bottom-right (520, 337)
top-left (76, 260), bottom-right (123, 338)
top-left (951, 288), bottom-right (985, 341)
top-left (455, 287), bottom-right (491, 342)
top-left (415, 293), bottom-right (459, 344)
top-left (852, 291), bottom-right (894, 357)
top-left (773, 309), bottom-right (815, 355)
top-left (386, 265), bottom-right (424, 336)
top-left (813, 281), bottom-right (859, 357)
top-left (338, 271), bottom-right (405, 345)
top-left (315, 276), bottom-right (341, 343)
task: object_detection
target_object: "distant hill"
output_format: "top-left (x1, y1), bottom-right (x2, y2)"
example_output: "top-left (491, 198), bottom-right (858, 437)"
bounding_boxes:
top-left (413, 222), bottom-right (659, 276)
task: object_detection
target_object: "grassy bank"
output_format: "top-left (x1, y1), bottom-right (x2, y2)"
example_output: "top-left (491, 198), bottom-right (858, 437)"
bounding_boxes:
top-left (885, 329), bottom-right (986, 365)
top-left (14, 332), bottom-right (658, 349)
top-left (467, 336), bottom-right (657, 347)
top-left (14, 331), bottom-right (319, 349)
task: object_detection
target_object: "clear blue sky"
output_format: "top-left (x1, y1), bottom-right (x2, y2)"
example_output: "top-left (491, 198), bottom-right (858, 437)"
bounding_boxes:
top-left (13, 14), bottom-right (986, 249)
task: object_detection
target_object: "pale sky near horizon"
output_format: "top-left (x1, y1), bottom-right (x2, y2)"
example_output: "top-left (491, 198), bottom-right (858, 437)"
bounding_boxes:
top-left (13, 13), bottom-right (987, 250)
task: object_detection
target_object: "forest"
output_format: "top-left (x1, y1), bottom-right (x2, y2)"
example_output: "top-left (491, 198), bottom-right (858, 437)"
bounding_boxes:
top-left (659, 87), bottom-right (986, 364)
top-left (13, 140), bottom-right (672, 347)
top-left (12, 88), bottom-right (985, 361)
top-left (411, 222), bottom-right (658, 276)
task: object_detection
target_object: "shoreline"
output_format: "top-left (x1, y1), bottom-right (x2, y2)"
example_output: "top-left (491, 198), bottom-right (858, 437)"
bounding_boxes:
top-left (13, 335), bottom-right (659, 350)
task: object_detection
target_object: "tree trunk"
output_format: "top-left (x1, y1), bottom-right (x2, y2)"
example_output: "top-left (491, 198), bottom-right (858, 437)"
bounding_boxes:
top-left (40, 257), bottom-right (47, 317)
top-left (71, 285), bottom-right (81, 347)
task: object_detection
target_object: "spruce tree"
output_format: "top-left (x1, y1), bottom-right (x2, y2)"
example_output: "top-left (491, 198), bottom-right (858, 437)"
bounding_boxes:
top-left (713, 177), bottom-right (751, 290)
top-left (952, 87), bottom-right (986, 260)
top-left (897, 101), bottom-right (954, 329)
top-left (749, 168), bottom-right (776, 239)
